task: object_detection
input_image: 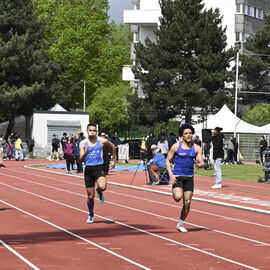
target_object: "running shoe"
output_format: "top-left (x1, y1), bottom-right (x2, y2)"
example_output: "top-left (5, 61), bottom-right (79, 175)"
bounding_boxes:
top-left (86, 215), bottom-right (94, 224)
top-left (176, 223), bottom-right (187, 232)
top-left (96, 188), bottom-right (104, 204)
top-left (211, 183), bottom-right (222, 189)
top-left (65, 171), bottom-right (70, 174)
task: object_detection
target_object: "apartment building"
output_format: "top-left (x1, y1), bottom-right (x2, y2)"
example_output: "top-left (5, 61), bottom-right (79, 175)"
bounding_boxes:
top-left (122, 0), bottom-right (270, 96)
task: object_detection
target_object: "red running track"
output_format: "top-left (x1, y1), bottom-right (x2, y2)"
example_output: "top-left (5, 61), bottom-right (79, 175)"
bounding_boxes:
top-left (0, 160), bottom-right (269, 269)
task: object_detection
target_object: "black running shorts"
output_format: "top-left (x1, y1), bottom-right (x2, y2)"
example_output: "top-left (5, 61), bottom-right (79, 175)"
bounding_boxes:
top-left (172, 176), bottom-right (194, 192)
top-left (84, 165), bottom-right (106, 188)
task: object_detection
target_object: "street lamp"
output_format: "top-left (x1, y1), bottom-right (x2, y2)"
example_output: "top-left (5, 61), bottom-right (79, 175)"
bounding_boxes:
top-left (81, 80), bottom-right (86, 112)
top-left (234, 51), bottom-right (240, 138)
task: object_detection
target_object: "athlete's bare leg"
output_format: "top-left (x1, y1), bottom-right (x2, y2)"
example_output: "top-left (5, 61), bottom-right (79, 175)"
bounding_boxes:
top-left (180, 191), bottom-right (193, 220)
top-left (96, 176), bottom-right (107, 192)
top-left (172, 187), bottom-right (183, 202)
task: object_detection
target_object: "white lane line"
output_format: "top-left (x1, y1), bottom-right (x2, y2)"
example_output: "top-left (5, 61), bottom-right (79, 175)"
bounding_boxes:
top-left (0, 239), bottom-right (40, 270)
top-left (107, 190), bottom-right (270, 229)
top-left (0, 174), bottom-right (269, 247)
top-left (22, 166), bottom-right (270, 215)
top-left (5, 169), bottom-right (270, 228)
top-left (0, 200), bottom-right (150, 270)
top-left (0, 184), bottom-right (260, 270)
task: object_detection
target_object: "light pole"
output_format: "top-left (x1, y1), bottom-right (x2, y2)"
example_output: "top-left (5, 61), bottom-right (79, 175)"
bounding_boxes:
top-left (234, 51), bottom-right (239, 138)
top-left (82, 80), bottom-right (86, 112)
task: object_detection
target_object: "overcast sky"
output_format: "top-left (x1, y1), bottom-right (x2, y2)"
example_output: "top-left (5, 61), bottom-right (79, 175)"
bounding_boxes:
top-left (108, 0), bottom-right (133, 24)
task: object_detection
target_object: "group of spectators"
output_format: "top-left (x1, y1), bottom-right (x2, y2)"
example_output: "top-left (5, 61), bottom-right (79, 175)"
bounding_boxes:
top-left (50, 131), bottom-right (122, 175)
top-left (0, 133), bottom-right (34, 161)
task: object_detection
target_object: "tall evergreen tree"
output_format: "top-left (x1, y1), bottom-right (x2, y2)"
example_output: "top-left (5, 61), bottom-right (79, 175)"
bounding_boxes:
top-left (132, 0), bottom-right (235, 123)
top-left (239, 14), bottom-right (270, 104)
top-left (0, 0), bottom-right (74, 135)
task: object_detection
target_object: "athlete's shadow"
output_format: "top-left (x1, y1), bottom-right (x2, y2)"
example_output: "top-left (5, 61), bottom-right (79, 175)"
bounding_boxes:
top-left (187, 227), bottom-right (210, 232)
top-left (0, 207), bottom-right (15, 211)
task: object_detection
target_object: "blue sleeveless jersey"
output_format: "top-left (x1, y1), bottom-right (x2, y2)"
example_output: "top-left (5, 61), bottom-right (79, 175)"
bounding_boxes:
top-left (173, 142), bottom-right (196, 177)
top-left (84, 139), bottom-right (104, 166)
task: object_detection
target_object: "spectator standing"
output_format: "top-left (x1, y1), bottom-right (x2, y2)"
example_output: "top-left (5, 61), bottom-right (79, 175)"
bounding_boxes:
top-left (168, 132), bottom-right (177, 150)
top-left (26, 137), bottom-right (35, 159)
top-left (112, 132), bottom-right (121, 162)
top-left (0, 135), bottom-right (5, 155)
top-left (146, 132), bottom-right (155, 161)
top-left (101, 132), bottom-right (111, 175)
top-left (260, 136), bottom-right (268, 164)
top-left (61, 133), bottom-right (68, 153)
top-left (232, 137), bottom-right (238, 163)
top-left (51, 135), bottom-right (60, 161)
top-left (157, 136), bottom-right (169, 157)
top-left (6, 133), bottom-right (15, 160)
top-left (64, 135), bottom-right (75, 174)
top-left (0, 147), bottom-right (5, 168)
top-left (225, 137), bottom-right (234, 164)
top-left (211, 127), bottom-right (224, 188)
top-left (15, 135), bottom-right (24, 161)
top-left (194, 136), bottom-right (202, 147)
top-left (139, 136), bottom-right (147, 161)
top-left (74, 133), bottom-right (83, 173)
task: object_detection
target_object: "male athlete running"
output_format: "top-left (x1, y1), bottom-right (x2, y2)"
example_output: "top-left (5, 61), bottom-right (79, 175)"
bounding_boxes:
top-left (80, 123), bottom-right (116, 223)
top-left (166, 124), bottom-right (204, 232)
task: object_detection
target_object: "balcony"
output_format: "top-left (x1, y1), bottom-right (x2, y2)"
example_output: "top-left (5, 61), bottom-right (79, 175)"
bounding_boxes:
top-left (123, 9), bottom-right (161, 26)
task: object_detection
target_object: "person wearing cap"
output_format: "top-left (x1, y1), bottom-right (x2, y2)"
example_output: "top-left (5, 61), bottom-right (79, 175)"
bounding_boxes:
top-left (211, 127), bottom-right (224, 188)
top-left (146, 144), bottom-right (166, 185)
top-left (166, 123), bottom-right (204, 232)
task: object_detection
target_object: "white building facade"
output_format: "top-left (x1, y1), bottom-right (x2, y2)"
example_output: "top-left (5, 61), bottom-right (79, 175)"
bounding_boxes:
top-left (122, 0), bottom-right (270, 95)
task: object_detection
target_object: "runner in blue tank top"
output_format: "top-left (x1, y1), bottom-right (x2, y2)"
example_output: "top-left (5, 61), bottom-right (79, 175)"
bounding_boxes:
top-left (80, 123), bottom-right (116, 224)
top-left (166, 124), bottom-right (204, 232)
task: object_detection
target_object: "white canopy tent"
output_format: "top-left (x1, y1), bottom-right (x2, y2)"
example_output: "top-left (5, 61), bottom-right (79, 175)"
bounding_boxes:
top-left (261, 123), bottom-right (270, 134)
top-left (194, 105), bottom-right (269, 136)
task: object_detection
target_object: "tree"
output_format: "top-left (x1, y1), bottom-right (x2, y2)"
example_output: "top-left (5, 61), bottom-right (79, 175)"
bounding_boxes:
top-left (88, 83), bottom-right (133, 133)
top-left (239, 14), bottom-right (270, 104)
top-left (34, 0), bottom-right (132, 108)
top-left (132, 0), bottom-right (235, 123)
top-left (0, 0), bottom-right (74, 136)
top-left (242, 103), bottom-right (270, 126)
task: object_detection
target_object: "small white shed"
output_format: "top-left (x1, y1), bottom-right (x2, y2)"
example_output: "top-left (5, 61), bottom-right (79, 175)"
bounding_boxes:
top-left (0, 104), bottom-right (89, 156)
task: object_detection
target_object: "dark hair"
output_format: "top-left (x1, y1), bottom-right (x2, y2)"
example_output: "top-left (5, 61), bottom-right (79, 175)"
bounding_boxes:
top-left (169, 132), bottom-right (175, 137)
top-left (63, 132), bottom-right (67, 136)
top-left (87, 123), bottom-right (97, 129)
top-left (214, 127), bottom-right (223, 133)
top-left (179, 123), bottom-right (194, 137)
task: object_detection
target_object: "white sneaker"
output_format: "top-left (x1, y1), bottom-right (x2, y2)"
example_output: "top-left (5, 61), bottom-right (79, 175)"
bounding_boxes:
top-left (176, 223), bottom-right (187, 232)
top-left (211, 183), bottom-right (222, 189)
top-left (86, 216), bottom-right (94, 224)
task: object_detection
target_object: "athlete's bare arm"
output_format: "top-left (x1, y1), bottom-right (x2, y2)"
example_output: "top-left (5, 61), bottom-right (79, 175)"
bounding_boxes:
top-left (194, 144), bottom-right (204, 168)
top-left (79, 139), bottom-right (89, 162)
top-left (166, 142), bottom-right (179, 185)
top-left (101, 138), bottom-right (116, 169)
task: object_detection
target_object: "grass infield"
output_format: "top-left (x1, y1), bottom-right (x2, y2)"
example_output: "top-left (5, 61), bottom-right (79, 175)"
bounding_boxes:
top-left (194, 164), bottom-right (264, 183)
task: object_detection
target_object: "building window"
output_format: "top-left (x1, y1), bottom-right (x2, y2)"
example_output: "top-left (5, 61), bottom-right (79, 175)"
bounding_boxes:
top-left (236, 4), bottom-right (241, 13)
top-left (242, 4), bottom-right (246, 14)
top-left (134, 32), bottom-right (139, 42)
top-left (236, 32), bottom-right (240, 42)
top-left (249, 7), bottom-right (254, 17)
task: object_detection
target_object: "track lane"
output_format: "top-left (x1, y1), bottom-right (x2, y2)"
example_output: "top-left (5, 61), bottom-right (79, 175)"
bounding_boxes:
top-left (0, 170), bottom-right (268, 268)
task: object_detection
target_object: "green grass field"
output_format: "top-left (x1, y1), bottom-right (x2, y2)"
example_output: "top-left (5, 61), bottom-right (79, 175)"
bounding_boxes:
top-left (194, 164), bottom-right (264, 183)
